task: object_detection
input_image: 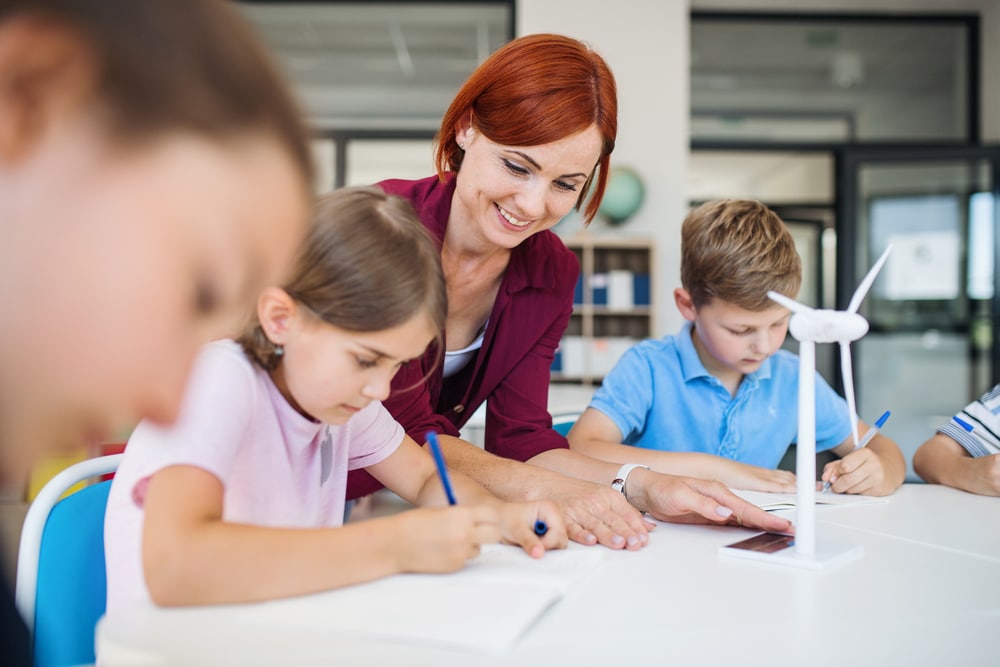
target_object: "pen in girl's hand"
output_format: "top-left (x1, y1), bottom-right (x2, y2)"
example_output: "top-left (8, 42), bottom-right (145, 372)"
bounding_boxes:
top-left (428, 431), bottom-right (550, 538)
top-left (823, 410), bottom-right (891, 493)
top-left (425, 431), bottom-right (457, 505)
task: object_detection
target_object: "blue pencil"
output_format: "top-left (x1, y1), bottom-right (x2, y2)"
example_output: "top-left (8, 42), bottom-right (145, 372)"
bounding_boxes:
top-left (425, 431), bottom-right (457, 505)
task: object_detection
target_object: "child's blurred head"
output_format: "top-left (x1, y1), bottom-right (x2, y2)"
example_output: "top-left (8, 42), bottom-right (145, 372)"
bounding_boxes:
top-left (675, 200), bottom-right (801, 382)
top-left (241, 186), bottom-right (446, 424)
top-left (0, 0), bottom-right (314, 177)
top-left (0, 0), bottom-right (313, 478)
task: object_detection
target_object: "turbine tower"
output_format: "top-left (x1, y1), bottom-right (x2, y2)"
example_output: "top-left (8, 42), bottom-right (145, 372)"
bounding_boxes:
top-left (723, 245), bottom-right (892, 569)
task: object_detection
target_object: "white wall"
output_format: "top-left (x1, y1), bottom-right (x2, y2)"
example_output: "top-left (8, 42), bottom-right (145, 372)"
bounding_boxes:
top-left (518, 0), bottom-right (691, 336)
top-left (980, 2), bottom-right (1000, 140)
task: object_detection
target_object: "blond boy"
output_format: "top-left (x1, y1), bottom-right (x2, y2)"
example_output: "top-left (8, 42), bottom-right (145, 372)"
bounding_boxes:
top-left (569, 200), bottom-right (905, 496)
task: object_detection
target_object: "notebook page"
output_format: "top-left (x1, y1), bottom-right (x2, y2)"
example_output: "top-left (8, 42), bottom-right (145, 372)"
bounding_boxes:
top-left (232, 545), bottom-right (603, 654)
top-left (732, 488), bottom-right (889, 511)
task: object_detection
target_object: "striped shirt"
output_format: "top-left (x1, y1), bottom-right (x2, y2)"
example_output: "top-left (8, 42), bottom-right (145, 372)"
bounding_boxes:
top-left (937, 383), bottom-right (1000, 458)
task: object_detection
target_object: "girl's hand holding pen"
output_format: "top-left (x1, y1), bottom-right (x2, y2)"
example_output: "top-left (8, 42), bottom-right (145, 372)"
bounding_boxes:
top-left (390, 505), bottom-right (503, 573)
top-left (423, 431), bottom-right (567, 558)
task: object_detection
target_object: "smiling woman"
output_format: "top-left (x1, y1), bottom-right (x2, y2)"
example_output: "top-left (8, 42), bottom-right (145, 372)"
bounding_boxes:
top-left (346, 34), bottom-right (618, 507)
top-left (345, 34), bottom-right (793, 553)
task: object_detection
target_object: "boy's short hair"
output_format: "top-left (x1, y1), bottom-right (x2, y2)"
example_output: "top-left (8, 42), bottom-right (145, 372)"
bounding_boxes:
top-left (681, 199), bottom-right (802, 311)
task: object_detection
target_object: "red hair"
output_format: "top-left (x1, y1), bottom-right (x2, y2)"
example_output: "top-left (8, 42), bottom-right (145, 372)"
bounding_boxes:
top-left (435, 33), bottom-right (618, 223)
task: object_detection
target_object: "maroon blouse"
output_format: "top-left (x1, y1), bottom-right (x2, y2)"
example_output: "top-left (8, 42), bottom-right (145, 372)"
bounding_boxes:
top-left (346, 174), bottom-right (579, 499)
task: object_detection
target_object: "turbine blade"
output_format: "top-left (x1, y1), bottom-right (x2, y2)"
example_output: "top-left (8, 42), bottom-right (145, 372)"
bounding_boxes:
top-left (767, 290), bottom-right (814, 314)
top-left (847, 244), bottom-right (893, 313)
top-left (840, 341), bottom-right (860, 448)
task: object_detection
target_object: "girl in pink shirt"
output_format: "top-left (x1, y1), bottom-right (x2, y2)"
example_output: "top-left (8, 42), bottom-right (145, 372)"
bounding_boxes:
top-left (104, 186), bottom-right (565, 610)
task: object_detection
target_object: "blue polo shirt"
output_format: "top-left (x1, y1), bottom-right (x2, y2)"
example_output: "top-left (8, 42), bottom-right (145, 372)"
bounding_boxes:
top-left (589, 322), bottom-right (853, 469)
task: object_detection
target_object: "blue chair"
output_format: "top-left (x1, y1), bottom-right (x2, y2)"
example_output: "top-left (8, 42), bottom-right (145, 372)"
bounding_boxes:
top-left (15, 454), bottom-right (123, 667)
top-left (552, 411), bottom-right (582, 437)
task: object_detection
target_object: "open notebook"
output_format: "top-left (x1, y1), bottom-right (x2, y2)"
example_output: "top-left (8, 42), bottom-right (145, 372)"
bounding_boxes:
top-left (232, 544), bottom-right (603, 654)
top-left (732, 488), bottom-right (889, 511)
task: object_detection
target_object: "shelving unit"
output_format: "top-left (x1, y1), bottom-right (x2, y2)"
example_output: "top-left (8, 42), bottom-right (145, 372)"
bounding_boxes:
top-left (551, 234), bottom-right (656, 386)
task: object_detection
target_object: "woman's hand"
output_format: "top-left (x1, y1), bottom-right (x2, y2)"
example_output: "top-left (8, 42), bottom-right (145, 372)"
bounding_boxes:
top-left (541, 475), bottom-right (656, 551)
top-left (626, 469), bottom-right (794, 534)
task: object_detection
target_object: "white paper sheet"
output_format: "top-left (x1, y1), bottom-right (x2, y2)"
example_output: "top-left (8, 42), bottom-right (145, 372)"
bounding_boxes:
top-left (732, 488), bottom-right (889, 511)
top-left (230, 545), bottom-right (603, 654)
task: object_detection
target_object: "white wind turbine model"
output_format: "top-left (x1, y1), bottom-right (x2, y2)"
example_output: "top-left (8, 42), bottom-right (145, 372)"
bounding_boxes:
top-left (722, 245), bottom-right (892, 570)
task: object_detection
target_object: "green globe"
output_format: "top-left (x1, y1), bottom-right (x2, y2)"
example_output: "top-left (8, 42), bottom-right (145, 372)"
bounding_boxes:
top-left (599, 166), bottom-right (645, 225)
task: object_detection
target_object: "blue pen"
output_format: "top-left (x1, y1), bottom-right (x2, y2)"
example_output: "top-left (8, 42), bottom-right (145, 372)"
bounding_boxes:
top-left (428, 431), bottom-right (549, 537)
top-left (852, 410), bottom-right (891, 452)
top-left (425, 431), bottom-right (457, 505)
top-left (823, 410), bottom-right (891, 492)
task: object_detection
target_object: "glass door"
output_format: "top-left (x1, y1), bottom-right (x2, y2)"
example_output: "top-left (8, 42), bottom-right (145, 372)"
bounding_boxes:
top-left (837, 147), bottom-right (1000, 480)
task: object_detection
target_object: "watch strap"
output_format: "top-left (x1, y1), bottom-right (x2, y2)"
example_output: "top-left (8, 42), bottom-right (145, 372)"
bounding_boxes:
top-left (611, 463), bottom-right (651, 500)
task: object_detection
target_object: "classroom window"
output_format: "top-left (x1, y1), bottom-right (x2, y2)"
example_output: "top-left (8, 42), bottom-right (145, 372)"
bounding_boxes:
top-left (691, 14), bottom-right (976, 144)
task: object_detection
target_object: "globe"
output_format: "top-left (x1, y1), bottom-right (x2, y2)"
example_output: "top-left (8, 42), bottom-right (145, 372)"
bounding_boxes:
top-left (599, 166), bottom-right (645, 225)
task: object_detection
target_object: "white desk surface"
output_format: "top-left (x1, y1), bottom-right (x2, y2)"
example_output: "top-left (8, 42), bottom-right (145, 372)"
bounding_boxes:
top-left (97, 483), bottom-right (1000, 667)
top-left (805, 482), bottom-right (1000, 562)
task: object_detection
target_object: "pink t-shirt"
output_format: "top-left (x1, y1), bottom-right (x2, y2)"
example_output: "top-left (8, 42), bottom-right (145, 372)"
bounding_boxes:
top-left (104, 340), bottom-right (403, 611)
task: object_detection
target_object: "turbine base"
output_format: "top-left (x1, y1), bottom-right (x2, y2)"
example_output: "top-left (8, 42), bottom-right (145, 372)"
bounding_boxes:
top-left (719, 532), bottom-right (863, 570)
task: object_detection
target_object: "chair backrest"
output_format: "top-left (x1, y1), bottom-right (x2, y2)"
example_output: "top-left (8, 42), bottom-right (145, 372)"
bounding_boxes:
top-left (551, 411), bottom-right (582, 437)
top-left (15, 454), bottom-right (122, 667)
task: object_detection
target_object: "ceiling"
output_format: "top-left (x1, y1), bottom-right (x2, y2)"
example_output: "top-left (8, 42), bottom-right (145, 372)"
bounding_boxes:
top-left (238, 2), bottom-right (972, 140)
top-left (238, 2), bottom-right (511, 130)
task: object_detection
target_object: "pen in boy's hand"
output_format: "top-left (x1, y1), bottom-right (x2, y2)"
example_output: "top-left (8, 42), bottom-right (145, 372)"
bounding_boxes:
top-left (823, 410), bottom-right (891, 493)
top-left (425, 431), bottom-right (457, 505)
top-left (533, 519), bottom-right (548, 537)
top-left (851, 410), bottom-right (891, 452)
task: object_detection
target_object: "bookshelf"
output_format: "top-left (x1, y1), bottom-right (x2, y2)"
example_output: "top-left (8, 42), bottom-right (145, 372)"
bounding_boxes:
top-left (552, 235), bottom-right (656, 386)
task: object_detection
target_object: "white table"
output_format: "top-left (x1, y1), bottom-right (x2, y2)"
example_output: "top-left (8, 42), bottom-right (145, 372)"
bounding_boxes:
top-left (96, 484), bottom-right (1000, 667)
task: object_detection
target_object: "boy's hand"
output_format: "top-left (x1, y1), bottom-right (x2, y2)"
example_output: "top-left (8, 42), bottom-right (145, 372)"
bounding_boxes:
top-left (495, 500), bottom-right (568, 558)
top-left (626, 469), bottom-right (795, 534)
top-left (391, 505), bottom-right (501, 573)
top-left (959, 453), bottom-right (1000, 496)
top-left (726, 464), bottom-right (796, 493)
top-left (822, 447), bottom-right (893, 496)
